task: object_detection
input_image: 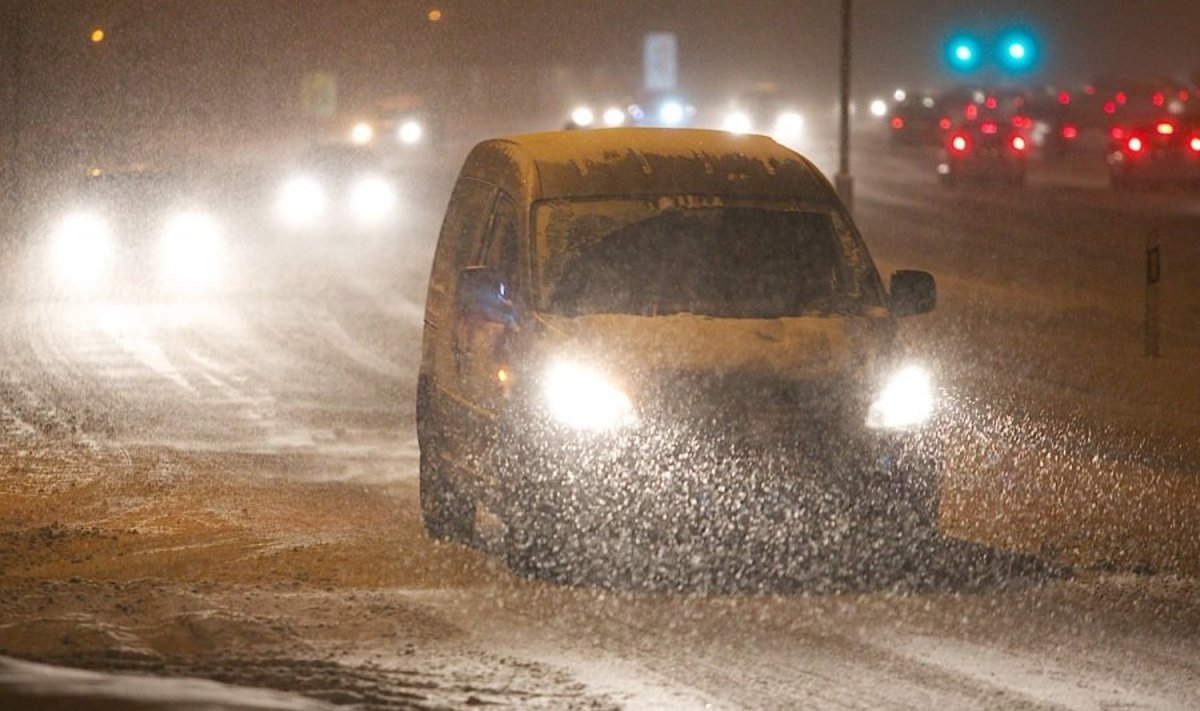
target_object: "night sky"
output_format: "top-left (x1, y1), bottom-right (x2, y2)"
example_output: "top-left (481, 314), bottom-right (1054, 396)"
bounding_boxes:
top-left (4, 1), bottom-right (1199, 167)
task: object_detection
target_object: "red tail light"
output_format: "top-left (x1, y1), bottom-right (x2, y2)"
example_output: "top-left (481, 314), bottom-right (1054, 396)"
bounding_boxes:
top-left (1190, 136), bottom-right (1200, 153)
top-left (980, 121), bottom-right (998, 135)
top-left (938, 117), bottom-right (951, 130)
top-left (1057, 91), bottom-right (1071, 105)
top-left (1156, 122), bottom-right (1174, 136)
top-left (1126, 136), bottom-right (1144, 154)
top-left (949, 133), bottom-right (970, 154)
top-left (890, 116), bottom-right (904, 130)
top-left (984, 96), bottom-right (998, 109)
top-left (1110, 126), bottom-right (1125, 140)
top-left (1061, 124), bottom-right (1078, 140)
top-left (1010, 135), bottom-right (1027, 152)
top-left (1152, 91), bottom-right (1165, 107)
top-left (1103, 101), bottom-right (1116, 114)
top-left (1115, 91), bottom-right (1127, 105)
top-left (964, 104), bottom-right (978, 121)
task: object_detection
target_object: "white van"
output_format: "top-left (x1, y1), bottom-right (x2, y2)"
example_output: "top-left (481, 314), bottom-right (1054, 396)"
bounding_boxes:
top-left (417, 128), bottom-right (939, 579)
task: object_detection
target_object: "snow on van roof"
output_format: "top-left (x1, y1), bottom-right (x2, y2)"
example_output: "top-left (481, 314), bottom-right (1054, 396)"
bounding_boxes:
top-left (486, 128), bottom-right (834, 202)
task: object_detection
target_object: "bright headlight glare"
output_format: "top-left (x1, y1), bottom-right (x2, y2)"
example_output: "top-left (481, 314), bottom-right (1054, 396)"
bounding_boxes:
top-left (721, 111), bottom-right (753, 134)
top-left (276, 176), bottom-right (326, 226)
top-left (773, 112), bottom-right (805, 143)
top-left (348, 175), bottom-right (396, 226)
top-left (867, 365), bottom-right (935, 429)
top-left (571, 106), bottom-right (595, 127)
top-left (659, 100), bottom-right (685, 126)
top-left (160, 211), bottom-right (223, 292)
top-left (51, 211), bottom-right (113, 291)
top-left (544, 362), bottom-right (635, 431)
top-left (602, 107), bottom-right (625, 127)
top-left (397, 120), bottom-right (423, 145)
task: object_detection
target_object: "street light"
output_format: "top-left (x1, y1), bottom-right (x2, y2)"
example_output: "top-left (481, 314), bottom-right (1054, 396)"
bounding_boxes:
top-left (998, 29), bottom-right (1038, 72)
top-left (90, 28), bottom-right (105, 44)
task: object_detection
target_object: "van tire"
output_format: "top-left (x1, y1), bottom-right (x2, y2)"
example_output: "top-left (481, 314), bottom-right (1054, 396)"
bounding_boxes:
top-left (419, 438), bottom-right (474, 543)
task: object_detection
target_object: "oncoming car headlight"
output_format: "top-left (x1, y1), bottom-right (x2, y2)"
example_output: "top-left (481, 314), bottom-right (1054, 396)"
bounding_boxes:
top-left (348, 175), bottom-right (396, 227)
top-left (51, 211), bottom-right (113, 292)
top-left (160, 211), bottom-right (224, 293)
top-left (275, 175), bottom-right (326, 227)
top-left (544, 361), bottom-right (636, 431)
top-left (866, 364), bottom-right (935, 430)
top-left (772, 111), bottom-right (805, 145)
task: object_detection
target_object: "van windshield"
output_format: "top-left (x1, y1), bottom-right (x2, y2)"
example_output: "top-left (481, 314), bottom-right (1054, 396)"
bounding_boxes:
top-left (534, 199), bottom-right (882, 318)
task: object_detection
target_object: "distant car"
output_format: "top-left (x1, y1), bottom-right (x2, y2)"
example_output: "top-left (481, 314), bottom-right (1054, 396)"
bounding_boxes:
top-left (272, 144), bottom-right (398, 234)
top-left (712, 86), bottom-right (807, 149)
top-left (36, 169), bottom-right (227, 297)
top-left (887, 95), bottom-right (947, 146)
top-left (1107, 114), bottom-right (1200, 190)
top-left (417, 128), bottom-right (942, 580)
top-left (938, 118), bottom-right (1030, 187)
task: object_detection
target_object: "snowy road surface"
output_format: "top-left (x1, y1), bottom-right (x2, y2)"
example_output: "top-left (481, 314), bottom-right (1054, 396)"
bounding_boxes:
top-left (1, 143), bottom-right (1198, 709)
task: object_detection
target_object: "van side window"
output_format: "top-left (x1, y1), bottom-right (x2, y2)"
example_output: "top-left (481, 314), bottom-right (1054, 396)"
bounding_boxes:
top-left (427, 177), bottom-right (495, 314)
top-left (480, 194), bottom-right (520, 293)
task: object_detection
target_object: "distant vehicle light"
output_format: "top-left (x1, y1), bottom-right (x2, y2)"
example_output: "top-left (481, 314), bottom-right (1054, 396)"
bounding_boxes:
top-left (1010, 135), bottom-right (1027, 152)
top-left (349, 122), bottom-right (375, 145)
top-left (950, 133), bottom-right (969, 153)
top-left (921, 97), bottom-right (935, 108)
top-left (348, 175), bottom-right (396, 227)
top-left (1156, 122), bottom-right (1174, 135)
top-left (938, 117), bottom-right (951, 130)
top-left (1061, 124), bottom-right (1078, 139)
top-left (160, 212), bottom-right (224, 293)
top-left (1115, 92), bottom-right (1127, 105)
top-left (893, 89), bottom-right (907, 102)
top-left (397, 120), bottom-right (423, 145)
top-left (721, 111), bottom-right (753, 134)
top-left (869, 99), bottom-right (888, 117)
top-left (984, 96), bottom-right (998, 109)
top-left (890, 116), bottom-right (904, 130)
top-left (1190, 136), bottom-right (1200, 153)
top-left (1110, 126), bottom-right (1125, 140)
top-left (1103, 101), bottom-right (1116, 114)
top-left (867, 365), bottom-right (935, 430)
top-left (1057, 91), bottom-right (1070, 105)
top-left (602, 107), bottom-right (625, 127)
top-left (276, 176), bottom-right (326, 227)
top-left (1152, 92), bottom-right (1165, 107)
top-left (51, 211), bottom-right (112, 292)
top-left (772, 112), bottom-right (804, 143)
top-left (659, 100), bottom-right (685, 126)
top-left (544, 361), bottom-right (635, 431)
top-left (570, 106), bottom-right (594, 127)
top-left (980, 121), bottom-right (998, 135)
top-left (1126, 136), bottom-right (1144, 153)
top-left (964, 104), bottom-right (978, 121)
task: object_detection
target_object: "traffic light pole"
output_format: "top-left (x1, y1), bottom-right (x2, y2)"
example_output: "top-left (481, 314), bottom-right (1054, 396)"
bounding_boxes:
top-left (835, 0), bottom-right (853, 213)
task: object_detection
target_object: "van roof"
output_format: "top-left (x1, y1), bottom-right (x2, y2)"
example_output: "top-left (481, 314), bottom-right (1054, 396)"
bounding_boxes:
top-left (479, 128), bottom-right (835, 202)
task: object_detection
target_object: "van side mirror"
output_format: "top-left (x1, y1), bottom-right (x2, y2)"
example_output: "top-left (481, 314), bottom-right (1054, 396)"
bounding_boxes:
top-left (890, 270), bottom-right (936, 317)
top-left (455, 266), bottom-right (514, 324)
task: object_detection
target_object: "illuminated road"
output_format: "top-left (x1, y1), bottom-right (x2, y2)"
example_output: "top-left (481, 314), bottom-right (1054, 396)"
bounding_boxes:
top-left (1, 142), bottom-right (1198, 709)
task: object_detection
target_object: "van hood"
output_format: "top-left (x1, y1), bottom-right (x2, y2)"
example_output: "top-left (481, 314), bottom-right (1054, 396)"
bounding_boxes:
top-left (533, 310), bottom-right (895, 383)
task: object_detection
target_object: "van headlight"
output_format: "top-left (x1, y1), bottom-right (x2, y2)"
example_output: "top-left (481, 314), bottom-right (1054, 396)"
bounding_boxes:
top-left (866, 364), bottom-right (935, 430)
top-left (160, 211), bottom-right (224, 293)
top-left (275, 175), bottom-right (326, 227)
top-left (348, 175), bottom-right (396, 227)
top-left (544, 361), bottom-right (636, 431)
top-left (51, 211), bottom-right (113, 291)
